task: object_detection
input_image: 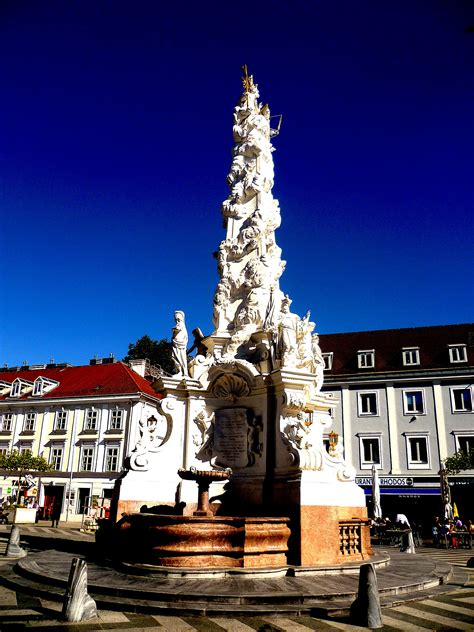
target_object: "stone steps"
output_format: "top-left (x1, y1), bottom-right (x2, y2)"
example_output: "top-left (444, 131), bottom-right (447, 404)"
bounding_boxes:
top-left (0, 552), bottom-right (455, 617)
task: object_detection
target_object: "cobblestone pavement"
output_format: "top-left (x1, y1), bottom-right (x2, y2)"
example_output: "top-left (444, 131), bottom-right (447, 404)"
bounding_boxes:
top-left (0, 532), bottom-right (473, 631)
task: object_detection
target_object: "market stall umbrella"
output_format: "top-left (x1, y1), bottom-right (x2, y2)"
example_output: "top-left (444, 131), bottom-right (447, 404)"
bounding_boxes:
top-left (372, 464), bottom-right (382, 519)
top-left (439, 466), bottom-right (454, 521)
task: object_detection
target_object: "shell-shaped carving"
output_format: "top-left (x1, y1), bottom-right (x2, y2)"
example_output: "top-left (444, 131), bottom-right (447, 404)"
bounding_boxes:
top-left (211, 374), bottom-right (250, 402)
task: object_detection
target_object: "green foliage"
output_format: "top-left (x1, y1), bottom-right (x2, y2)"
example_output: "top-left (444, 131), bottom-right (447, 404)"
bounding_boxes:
top-left (443, 449), bottom-right (474, 475)
top-left (0, 450), bottom-right (52, 474)
top-left (123, 334), bottom-right (174, 375)
top-left (0, 450), bottom-right (53, 505)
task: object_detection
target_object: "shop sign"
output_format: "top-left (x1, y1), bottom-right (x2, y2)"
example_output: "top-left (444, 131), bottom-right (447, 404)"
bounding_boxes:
top-left (449, 478), bottom-right (474, 486)
top-left (356, 477), bottom-right (414, 487)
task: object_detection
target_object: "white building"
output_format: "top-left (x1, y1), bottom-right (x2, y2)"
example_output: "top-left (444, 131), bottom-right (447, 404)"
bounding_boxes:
top-left (0, 358), bottom-right (162, 522)
top-left (320, 323), bottom-right (474, 526)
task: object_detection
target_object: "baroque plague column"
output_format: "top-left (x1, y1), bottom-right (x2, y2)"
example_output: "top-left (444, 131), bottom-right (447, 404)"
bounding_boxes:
top-left (115, 68), bottom-right (370, 566)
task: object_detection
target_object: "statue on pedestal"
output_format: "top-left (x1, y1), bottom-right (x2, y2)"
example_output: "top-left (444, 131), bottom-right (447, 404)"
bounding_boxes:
top-left (171, 310), bottom-right (189, 376)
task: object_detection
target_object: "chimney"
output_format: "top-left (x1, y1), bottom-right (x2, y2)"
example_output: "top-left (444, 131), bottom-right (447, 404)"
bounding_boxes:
top-left (129, 359), bottom-right (148, 377)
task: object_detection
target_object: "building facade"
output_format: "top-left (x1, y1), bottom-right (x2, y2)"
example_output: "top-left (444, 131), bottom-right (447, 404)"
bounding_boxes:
top-left (319, 323), bottom-right (474, 527)
top-left (1, 324), bottom-right (472, 527)
top-left (0, 359), bottom-right (162, 522)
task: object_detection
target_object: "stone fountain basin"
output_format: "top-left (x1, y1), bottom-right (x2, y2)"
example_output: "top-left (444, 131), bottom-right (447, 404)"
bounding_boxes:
top-left (115, 513), bottom-right (290, 568)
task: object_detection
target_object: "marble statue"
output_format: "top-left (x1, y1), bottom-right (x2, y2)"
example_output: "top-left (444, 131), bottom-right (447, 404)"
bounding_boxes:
top-left (278, 296), bottom-right (299, 365)
top-left (297, 312), bottom-right (316, 369)
top-left (193, 410), bottom-right (215, 462)
top-left (311, 333), bottom-right (325, 389)
top-left (171, 310), bottom-right (189, 376)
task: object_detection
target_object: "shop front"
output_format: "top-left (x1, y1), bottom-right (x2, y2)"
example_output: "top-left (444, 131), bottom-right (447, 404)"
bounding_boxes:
top-left (356, 476), bottom-right (443, 532)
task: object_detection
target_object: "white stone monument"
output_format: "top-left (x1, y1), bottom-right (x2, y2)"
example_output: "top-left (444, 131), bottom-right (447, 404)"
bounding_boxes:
top-left (115, 67), bottom-right (369, 565)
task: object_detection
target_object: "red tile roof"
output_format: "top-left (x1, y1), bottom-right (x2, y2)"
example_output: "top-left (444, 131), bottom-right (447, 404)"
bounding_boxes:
top-left (0, 363), bottom-right (161, 400)
top-left (319, 323), bottom-right (474, 376)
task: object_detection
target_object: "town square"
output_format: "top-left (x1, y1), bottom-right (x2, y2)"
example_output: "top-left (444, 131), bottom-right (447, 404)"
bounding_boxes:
top-left (0, 2), bottom-right (473, 630)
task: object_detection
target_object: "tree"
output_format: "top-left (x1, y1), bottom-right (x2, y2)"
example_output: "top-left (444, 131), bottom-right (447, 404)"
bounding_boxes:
top-left (123, 335), bottom-right (175, 375)
top-left (443, 449), bottom-right (474, 475)
top-left (0, 450), bottom-right (52, 504)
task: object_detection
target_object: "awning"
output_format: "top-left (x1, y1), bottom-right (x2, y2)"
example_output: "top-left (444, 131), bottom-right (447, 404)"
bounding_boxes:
top-left (363, 487), bottom-right (441, 496)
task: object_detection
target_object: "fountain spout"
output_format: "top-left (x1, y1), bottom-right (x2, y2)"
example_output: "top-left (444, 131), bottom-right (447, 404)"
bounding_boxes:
top-left (178, 467), bottom-right (232, 516)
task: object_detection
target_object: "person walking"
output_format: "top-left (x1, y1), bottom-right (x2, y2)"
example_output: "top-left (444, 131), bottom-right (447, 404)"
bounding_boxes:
top-left (51, 501), bottom-right (61, 528)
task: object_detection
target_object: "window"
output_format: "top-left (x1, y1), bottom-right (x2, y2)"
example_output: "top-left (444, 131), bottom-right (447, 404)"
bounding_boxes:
top-left (50, 446), bottom-right (63, 471)
top-left (24, 412), bottom-right (36, 431)
top-left (11, 381), bottom-right (21, 397)
top-left (360, 437), bottom-right (381, 467)
top-left (402, 348), bottom-right (420, 366)
top-left (323, 437), bottom-right (330, 452)
top-left (33, 377), bottom-right (58, 396)
top-left (0, 444), bottom-right (8, 455)
top-left (322, 353), bottom-right (333, 371)
top-left (84, 409), bottom-right (98, 431)
top-left (33, 380), bottom-right (44, 396)
top-left (406, 435), bottom-right (429, 468)
top-left (358, 392), bottom-right (378, 416)
top-left (358, 350), bottom-right (375, 369)
top-left (451, 387), bottom-right (473, 413)
top-left (448, 345), bottom-right (467, 364)
top-left (54, 410), bottom-right (68, 431)
top-left (10, 379), bottom-right (33, 397)
top-left (19, 443), bottom-right (32, 454)
top-left (1, 413), bottom-right (13, 432)
top-left (403, 390), bottom-right (425, 415)
top-left (80, 446), bottom-right (95, 471)
top-left (456, 435), bottom-right (474, 454)
top-left (110, 410), bottom-right (123, 431)
top-left (105, 446), bottom-right (120, 471)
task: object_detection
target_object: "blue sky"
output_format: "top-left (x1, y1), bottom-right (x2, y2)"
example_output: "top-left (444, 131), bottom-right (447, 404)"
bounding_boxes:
top-left (1, 1), bottom-right (473, 367)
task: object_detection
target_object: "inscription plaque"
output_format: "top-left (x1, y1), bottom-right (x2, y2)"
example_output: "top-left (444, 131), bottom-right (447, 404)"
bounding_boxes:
top-left (213, 407), bottom-right (249, 469)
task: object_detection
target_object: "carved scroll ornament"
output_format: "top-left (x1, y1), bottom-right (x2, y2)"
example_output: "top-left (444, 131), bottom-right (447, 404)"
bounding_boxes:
top-left (129, 400), bottom-right (174, 472)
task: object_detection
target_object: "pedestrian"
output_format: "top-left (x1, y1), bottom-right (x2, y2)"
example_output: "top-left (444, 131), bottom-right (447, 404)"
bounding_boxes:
top-left (51, 502), bottom-right (61, 528)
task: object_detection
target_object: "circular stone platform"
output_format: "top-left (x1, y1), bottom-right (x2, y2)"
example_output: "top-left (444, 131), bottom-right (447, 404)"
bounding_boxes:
top-left (0, 549), bottom-right (452, 617)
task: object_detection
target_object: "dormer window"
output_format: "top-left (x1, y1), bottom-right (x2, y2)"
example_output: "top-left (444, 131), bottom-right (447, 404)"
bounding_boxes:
top-left (322, 353), bottom-right (333, 371)
top-left (0, 381), bottom-right (12, 395)
top-left (358, 350), bottom-right (375, 369)
top-left (11, 381), bottom-right (22, 397)
top-left (33, 377), bottom-right (59, 397)
top-left (10, 378), bottom-right (34, 397)
top-left (33, 380), bottom-right (44, 396)
top-left (448, 344), bottom-right (467, 364)
top-left (402, 347), bottom-right (420, 367)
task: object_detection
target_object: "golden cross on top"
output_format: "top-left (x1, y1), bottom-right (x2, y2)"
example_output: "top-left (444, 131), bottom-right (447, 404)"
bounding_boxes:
top-left (242, 64), bottom-right (254, 93)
